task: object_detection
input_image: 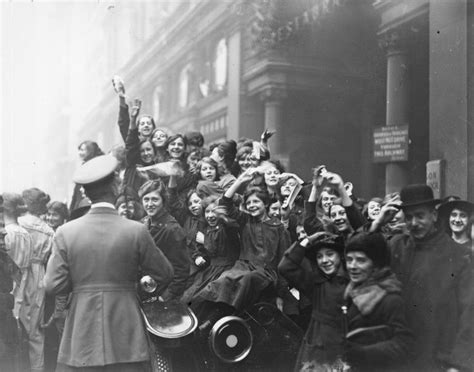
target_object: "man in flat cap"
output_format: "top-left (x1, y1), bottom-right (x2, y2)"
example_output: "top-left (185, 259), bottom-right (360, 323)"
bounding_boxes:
top-left (44, 154), bottom-right (173, 371)
top-left (371, 184), bottom-right (473, 372)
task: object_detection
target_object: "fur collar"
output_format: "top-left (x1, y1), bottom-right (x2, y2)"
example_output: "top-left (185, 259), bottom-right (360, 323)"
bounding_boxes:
top-left (344, 268), bottom-right (401, 315)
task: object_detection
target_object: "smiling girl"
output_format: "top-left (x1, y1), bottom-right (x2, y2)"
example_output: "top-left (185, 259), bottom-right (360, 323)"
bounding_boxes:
top-left (165, 134), bottom-right (187, 162)
top-left (167, 186), bottom-right (207, 275)
top-left (438, 198), bottom-right (473, 250)
top-left (278, 232), bottom-right (348, 371)
top-left (150, 127), bottom-right (170, 163)
top-left (123, 101), bottom-right (158, 194)
top-left (195, 169), bottom-right (290, 315)
top-left (139, 180), bottom-right (190, 301)
top-left (181, 196), bottom-right (240, 305)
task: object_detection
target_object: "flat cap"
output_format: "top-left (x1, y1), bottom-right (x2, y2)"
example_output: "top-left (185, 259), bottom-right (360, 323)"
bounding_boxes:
top-left (73, 154), bottom-right (118, 185)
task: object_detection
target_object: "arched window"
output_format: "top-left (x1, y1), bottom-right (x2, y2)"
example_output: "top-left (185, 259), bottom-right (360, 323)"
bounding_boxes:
top-left (214, 38), bottom-right (227, 91)
top-left (153, 86), bottom-right (162, 121)
top-left (179, 65), bottom-right (190, 108)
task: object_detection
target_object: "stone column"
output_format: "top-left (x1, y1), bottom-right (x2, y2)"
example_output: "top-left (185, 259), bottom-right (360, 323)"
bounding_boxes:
top-left (379, 29), bottom-right (410, 194)
top-left (260, 87), bottom-right (287, 157)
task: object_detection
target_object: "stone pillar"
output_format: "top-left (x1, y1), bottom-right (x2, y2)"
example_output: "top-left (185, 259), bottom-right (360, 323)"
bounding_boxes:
top-left (260, 87), bottom-right (287, 157)
top-left (379, 30), bottom-right (409, 194)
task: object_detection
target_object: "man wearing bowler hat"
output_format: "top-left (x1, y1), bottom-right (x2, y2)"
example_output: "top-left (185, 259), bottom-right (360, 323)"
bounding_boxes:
top-left (44, 154), bottom-right (173, 371)
top-left (371, 184), bottom-right (472, 372)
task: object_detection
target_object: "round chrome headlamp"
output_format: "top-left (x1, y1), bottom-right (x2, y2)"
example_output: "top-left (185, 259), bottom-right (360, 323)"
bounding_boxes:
top-left (140, 275), bottom-right (158, 293)
top-left (209, 316), bottom-right (253, 363)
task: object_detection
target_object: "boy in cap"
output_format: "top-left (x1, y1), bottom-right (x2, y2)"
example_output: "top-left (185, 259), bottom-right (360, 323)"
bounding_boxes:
top-left (370, 184), bottom-right (472, 372)
top-left (44, 155), bottom-right (173, 371)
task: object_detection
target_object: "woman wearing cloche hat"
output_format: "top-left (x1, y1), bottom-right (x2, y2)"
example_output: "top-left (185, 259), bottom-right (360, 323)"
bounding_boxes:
top-left (437, 196), bottom-right (473, 251)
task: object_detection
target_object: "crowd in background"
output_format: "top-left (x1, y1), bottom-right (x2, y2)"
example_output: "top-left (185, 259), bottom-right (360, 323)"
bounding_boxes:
top-left (0, 78), bottom-right (472, 372)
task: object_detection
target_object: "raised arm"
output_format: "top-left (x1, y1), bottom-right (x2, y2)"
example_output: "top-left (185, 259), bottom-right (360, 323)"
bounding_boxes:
top-left (117, 96), bottom-right (130, 142)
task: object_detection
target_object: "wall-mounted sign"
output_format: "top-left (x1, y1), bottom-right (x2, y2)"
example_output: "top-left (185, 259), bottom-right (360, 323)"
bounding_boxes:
top-left (426, 159), bottom-right (444, 199)
top-left (250, 0), bottom-right (346, 48)
top-left (373, 125), bottom-right (409, 163)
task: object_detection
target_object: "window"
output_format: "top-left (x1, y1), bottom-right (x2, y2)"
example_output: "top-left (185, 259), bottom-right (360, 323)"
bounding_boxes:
top-left (179, 65), bottom-right (191, 108)
top-left (214, 38), bottom-right (227, 91)
top-left (153, 86), bottom-right (162, 121)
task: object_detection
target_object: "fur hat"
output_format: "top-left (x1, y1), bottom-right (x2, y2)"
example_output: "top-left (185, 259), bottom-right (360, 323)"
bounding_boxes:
top-left (345, 232), bottom-right (390, 268)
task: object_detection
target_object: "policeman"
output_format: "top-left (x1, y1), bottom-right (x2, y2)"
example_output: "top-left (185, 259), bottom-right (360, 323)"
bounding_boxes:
top-left (45, 154), bottom-right (173, 371)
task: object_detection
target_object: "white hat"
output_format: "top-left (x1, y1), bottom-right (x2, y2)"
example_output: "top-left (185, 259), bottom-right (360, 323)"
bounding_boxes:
top-left (73, 155), bottom-right (118, 185)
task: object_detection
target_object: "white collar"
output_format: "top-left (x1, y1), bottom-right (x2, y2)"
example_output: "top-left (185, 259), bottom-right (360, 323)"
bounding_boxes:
top-left (91, 202), bottom-right (115, 210)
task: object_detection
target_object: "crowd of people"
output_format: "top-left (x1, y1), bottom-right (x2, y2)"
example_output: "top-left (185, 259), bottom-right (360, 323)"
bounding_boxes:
top-left (0, 78), bottom-right (472, 372)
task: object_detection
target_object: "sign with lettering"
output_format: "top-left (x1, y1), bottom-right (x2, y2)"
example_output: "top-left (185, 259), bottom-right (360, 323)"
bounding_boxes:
top-left (426, 160), bottom-right (444, 199)
top-left (250, 0), bottom-right (347, 48)
top-left (373, 125), bottom-right (409, 163)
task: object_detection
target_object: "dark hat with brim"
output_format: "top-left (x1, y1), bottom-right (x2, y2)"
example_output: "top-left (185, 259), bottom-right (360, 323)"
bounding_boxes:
top-left (437, 199), bottom-right (474, 218)
top-left (73, 155), bottom-right (118, 185)
top-left (305, 232), bottom-right (345, 261)
top-left (400, 184), bottom-right (440, 209)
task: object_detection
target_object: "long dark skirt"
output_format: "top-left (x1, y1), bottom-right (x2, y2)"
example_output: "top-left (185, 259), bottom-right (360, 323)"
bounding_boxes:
top-left (181, 263), bottom-right (233, 305)
top-left (196, 260), bottom-right (277, 311)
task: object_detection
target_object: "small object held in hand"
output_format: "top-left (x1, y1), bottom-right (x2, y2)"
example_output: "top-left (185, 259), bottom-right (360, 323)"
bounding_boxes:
top-left (313, 165), bottom-right (327, 178)
top-left (261, 128), bottom-right (275, 141)
top-left (195, 256), bottom-right (206, 267)
top-left (112, 75), bottom-right (125, 95)
top-left (133, 98), bottom-right (142, 109)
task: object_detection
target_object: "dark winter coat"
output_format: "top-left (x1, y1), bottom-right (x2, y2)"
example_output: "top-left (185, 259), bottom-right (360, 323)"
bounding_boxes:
top-left (278, 241), bottom-right (349, 371)
top-left (342, 268), bottom-right (415, 372)
top-left (389, 229), bottom-right (473, 371)
top-left (123, 128), bottom-right (153, 194)
top-left (196, 196), bottom-right (290, 310)
top-left (167, 187), bottom-right (207, 275)
top-left (143, 210), bottom-right (191, 301)
top-left (181, 220), bottom-right (240, 304)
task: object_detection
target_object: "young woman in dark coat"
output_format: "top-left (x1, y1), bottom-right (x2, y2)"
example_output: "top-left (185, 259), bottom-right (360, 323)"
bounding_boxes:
top-left (279, 232), bottom-right (348, 371)
top-left (343, 232), bottom-right (414, 371)
top-left (195, 169), bottom-right (290, 313)
top-left (123, 102), bottom-right (157, 194)
top-left (167, 184), bottom-right (206, 275)
top-left (181, 195), bottom-right (240, 305)
top-left (139, 180), bottom-right (190, 301)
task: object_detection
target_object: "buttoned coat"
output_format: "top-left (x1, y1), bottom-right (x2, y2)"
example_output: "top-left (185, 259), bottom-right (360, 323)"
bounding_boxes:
top-left (44, 207), bottom-right (173, 367)
top-left (389, 230), bottom-right (473, 371)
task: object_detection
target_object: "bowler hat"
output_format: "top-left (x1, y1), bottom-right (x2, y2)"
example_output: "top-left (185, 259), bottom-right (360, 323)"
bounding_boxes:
top-left (73, 154), bottom-right (118, 185)
top-left (400, 184), bottom-right (439, 209)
